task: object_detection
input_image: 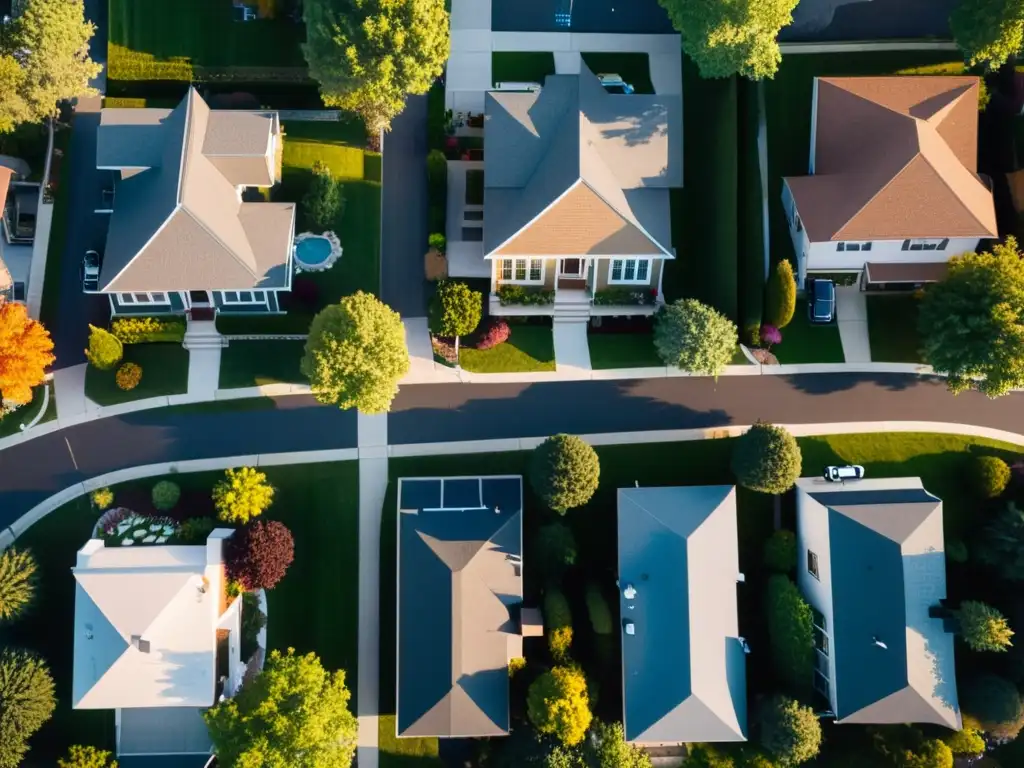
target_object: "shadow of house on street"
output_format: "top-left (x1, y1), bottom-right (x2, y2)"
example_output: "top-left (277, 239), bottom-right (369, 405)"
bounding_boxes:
top-left (786, 372), bottom-right (924, 396)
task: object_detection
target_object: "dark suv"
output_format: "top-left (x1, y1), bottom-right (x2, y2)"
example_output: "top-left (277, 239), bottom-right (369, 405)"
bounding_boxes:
top-left (807, 278), bottom-right (836, 324)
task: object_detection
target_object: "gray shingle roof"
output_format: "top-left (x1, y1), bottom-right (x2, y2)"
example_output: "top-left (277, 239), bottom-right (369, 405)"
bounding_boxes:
top-left (617, 486), bottom-right (747, 745)
top-left (397, 477), bottom-right (524, 738)
top-left (797, 478), bottom-right (961, 729)
top-left (97, 89), bottom-right (292, 292)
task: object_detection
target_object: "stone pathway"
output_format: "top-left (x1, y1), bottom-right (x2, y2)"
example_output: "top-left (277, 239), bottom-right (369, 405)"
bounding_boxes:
top-left (836, 286), bottom-right (871, 363)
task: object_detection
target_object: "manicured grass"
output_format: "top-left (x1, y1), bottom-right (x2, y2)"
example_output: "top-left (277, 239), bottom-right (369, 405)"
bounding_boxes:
top-left (218, 340), bottom-right (306, 389)
top-left (588, 332), bottom-right (662, 369)
top-left (866, 294), bottom-right (924, 363)
top-left (108, 0), bottom-right (306, 79)
top-left (491, 51), bottom-right (556, 85)
top-left (0, 383), bottom-right (53, 438)
top-left (771, 302), bottom-right (845, 364)
top-left (763, 51), bottom-right (967, 266)
top-left (84, 344), bottom-right (190, 405)
top-left (378, 716), bottom-right (442, 768)
top-left (281, 119), bottom-right (374, 180)
top-left (580, 52), bottom-right (654, 94)
top-left (459, 325), bottom-right (556, 373)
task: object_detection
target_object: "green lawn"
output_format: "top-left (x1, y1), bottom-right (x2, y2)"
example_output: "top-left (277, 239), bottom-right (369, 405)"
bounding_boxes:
top-left (84, 344), bottom-right (189, 405)
top-left (580, 52), bottom-right (655, 94)
top-left (460, 325), bottom-right (556, 373)
top-left (108, 0), bottom-right (306, 81)
top-left (763, 52), bottom-right (968, 267)
top-left (0, 383), bottom-right (55, 438)
top-left (39, 126), bottom-right (73, 331)
top-left (218, 340), bottom-right (306, 389)
top-left (491, 51), bottom-right (556, 85)
top-left (588, 332), bottom-right (662, 369)
top-left (771, 302), bottom-right (845, 364)
top-left (378, 716), bottom-right (442, 768)
top-left (866, 294), bottom-right (924, 363)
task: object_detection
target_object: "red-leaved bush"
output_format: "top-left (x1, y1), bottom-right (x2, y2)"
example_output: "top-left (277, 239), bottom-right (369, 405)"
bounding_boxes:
top-left (476, 319), bottom-right (511, 350)
top-left (225, 520), bottom-right (295, 590)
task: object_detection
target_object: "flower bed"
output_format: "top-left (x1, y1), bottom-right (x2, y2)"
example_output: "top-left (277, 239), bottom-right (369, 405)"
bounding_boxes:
top-left (592, 287), bottom-right (658, 306)
top-left (496, 285), bottom-right (554, 306)
top-left (111, 316), bottom-right (186, 343)
top-left (96, 510), bottom-right (179, 546)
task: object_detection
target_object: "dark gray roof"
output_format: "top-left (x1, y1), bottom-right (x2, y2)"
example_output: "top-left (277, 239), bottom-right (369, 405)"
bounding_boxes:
top-left (97, 89), bottom-right (292, 292)
top-left (397, 476), bottom-right (524, 738)
top-left (617, 486), bottom-right (747, 745)
top-left (483, 64), bottom-right (681, 256)
top-left (797, 478), bottom-right (961, 729)
top-left (117, 756), bottom-right (212, 768)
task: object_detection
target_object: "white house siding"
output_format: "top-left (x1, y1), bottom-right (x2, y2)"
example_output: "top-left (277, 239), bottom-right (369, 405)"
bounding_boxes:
top-left (795, 488), bottom-right (838, 715)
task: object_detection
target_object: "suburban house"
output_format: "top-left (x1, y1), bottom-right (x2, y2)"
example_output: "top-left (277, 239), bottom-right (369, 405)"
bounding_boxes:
top-left (94, 88), bottom-right (295, 317)
top-left (72, 528), bottom-right (243, 764)
top-left (396, 476), bottom-right (536, 738)
top-left (617, 486), bottom-right (747, 745)
top-left (449, 63), bottom-right (681, 319)
top-left (782, 76), bottom-right (997, 290)
top-left (795, 477), bottom-right (961, 729)
top-left (0, 164), bottom-right (41, 304)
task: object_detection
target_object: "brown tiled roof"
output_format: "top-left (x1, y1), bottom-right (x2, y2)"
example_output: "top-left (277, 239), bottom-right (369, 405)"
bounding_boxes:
top-left (784, 77), bottom-right (997, 242)
top-left (864, 261), bottom-right (948, 283)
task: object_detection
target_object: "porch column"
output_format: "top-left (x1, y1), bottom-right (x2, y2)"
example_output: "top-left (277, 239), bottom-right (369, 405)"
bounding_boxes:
top-left (490, 258), bottom-right (497, 295)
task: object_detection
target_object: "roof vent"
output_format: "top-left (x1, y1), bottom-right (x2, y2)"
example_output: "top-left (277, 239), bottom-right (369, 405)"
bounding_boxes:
top-left (737, 572), bottom-right (746, 583)
top-left (623, 619), bottom-right (635, 636)
top-left (84, 623), bottom-right (94, 641)
top-left (623, 583), bottom-right (637, 601)
top-left (740, 637), bottom-right (751, 654)
top-left (131, 635), bottom-right (151, 653)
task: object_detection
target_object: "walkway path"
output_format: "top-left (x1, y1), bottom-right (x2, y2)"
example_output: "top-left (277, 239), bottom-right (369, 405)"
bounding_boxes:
top-left (52, 364), bottom-right (89, 419)
top-left (553, 323), bottom-right (592, 378)
top-left (836, 286), bottom-right (871, 363)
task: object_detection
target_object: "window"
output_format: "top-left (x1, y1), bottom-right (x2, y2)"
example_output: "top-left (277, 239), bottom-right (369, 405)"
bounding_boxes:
top-left (119, 292), bottom-right (170, 305)
top-left (610, 258), bottom-right (651, 285)
top-left (500, 258), bottom-right (544, 284)
top-left (814, 670), bottom-right (831, 700)
top-left (807, 550), bottom-right (819, 580)
top-left (813, 626), bottom-right (829, 656)
top-left (221, 290), bottom-right (269, 305)
top-left (811, 607), bottom-right (826, 631)
top-left (133, 293), bottom-right (151, 303)
top-left (151, 292), bottom-right (167, 303)
top-left (836, 242), bottom-right (872, 252)
top-left (902, 238), bottom-right (949, 251)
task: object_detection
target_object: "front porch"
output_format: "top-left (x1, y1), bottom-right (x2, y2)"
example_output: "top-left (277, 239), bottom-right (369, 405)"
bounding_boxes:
top-left (108, 289), bottom-right (284, 317)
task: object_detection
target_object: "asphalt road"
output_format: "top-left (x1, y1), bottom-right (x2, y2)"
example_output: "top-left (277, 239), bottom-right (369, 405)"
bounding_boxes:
top-left (5, 374), bottom-right (1024, 525)
top-left (380, 94), bottom-right (429, 318)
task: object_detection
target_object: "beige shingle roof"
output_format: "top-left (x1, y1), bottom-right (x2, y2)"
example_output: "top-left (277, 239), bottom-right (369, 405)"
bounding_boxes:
top-left (784, 77), bottom-right (997, 242)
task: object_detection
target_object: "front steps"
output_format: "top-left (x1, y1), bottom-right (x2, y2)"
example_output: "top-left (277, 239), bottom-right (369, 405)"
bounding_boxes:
top-left (182, 319), bottom-right (227, 351)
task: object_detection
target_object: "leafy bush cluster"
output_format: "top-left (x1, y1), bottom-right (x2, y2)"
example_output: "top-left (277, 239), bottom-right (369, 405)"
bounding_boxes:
top-left (85, 325), bottom-right (123, 370)
top-left (57, 745), bottom-right (117, 768)
top-left (534, 522), bottom-right (577, 583)
top-left (115, 362), bottom-right (142, 391)
top-left (0, 547), bottom-right (37, 623)
top-left (526, 665), bottom-right (592, 747)
top-left (732, 422), bottom-right (802, 495)
top-left (241, 591), bottom-right (266, 654)
top-left (91, 487), bottom-right (114, 510)
top-left (303, 159), bottom-right (345, 230)
top-left (428, 233), bottom-right (446, 254)
top-left (151, 480), bottom-right (180, 511)
top-left (497, 285), bottom-right (555, 306)
top-left (0, 648), bottom-right (56, 768)
top-left (529, 434), bottom-right (600, 514)
top-left (427, 149), bottom-right (447, 234)
top-left (654, 298), bottom-right (738, 375)
top-left (764, 574), bottom-right (814, 692)
top-left (972, 455), bottom-right (1010, 498)
top-left (226, 520), bottom-right (295, 591)
top-left (978, 502), bottom-right (1024, 581)
top-left (757, 694), bottom-right (822, 766)
top-left (592, 287), bottom-right (657, 306)
top-left (214, 467), bottom-right (275, 524)
top-left (957, 600), bottom-right (1014, 652)
top-left (764, 260), bottom-right (797, 329)
top-left (963, 673), bottom-right (1024, 739)
top-left (585, 583), bottom-right (613, 636)
top-left (544, 588), bottom-right (573, 661)
top-left (178, 516), bottom-right (216, 544)
top-left (763, 530), bottom-right (796, 573)
top-left (111, 316), bottom-right (185, 343)
top-left (475, 319), bottom-right (511, 350)
top-left (942, 728), bottom-right (985, 757)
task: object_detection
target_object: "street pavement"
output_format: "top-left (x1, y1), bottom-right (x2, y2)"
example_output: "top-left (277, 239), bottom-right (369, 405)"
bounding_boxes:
top-left (380, 94), bottom-right (429, 318)
top-left (5, 374), bottom-right (1024, 524)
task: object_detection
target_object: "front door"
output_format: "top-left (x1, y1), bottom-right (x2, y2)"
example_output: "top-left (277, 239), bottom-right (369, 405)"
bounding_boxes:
top-left (188, 290), bottom-right (211, 307)
top-left (560, 258), bottom-right (583, 277)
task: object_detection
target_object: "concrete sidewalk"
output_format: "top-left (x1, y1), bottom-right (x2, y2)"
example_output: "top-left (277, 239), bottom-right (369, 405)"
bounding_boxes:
top-left (553, 323), bottom-right (592, 378)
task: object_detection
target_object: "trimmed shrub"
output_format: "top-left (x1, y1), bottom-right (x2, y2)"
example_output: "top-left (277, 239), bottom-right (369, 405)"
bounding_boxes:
top-left (757, 694), bottom-right (822, 766)
top-left (151, 480), bottom-right (181, 511)
top-left (496, 284), bottom-right (555, 306)
top-left (947, 538), bottom-right (968, 564)
top-left (527, 666), bottom-right (592, 746)
top-left (226, 520), bottom-right (295, 590)
top-left (765, 260), bottom-right (797, 329)
top-left (508, 656), bottom-right (526, 677)
top-left (549, 626), bottom-right (573, 660)
top-left (178, 517), bottom-right (216, 544)
top-left (956, 600), bottom-right (1014, 652)
top-left (428, 233), bottom-right (447, 253)
top-left (115, 362), bottom-right (142, 391)
top-left (91, 487), bottom-right (114, 510)
top-left (765, 574), bottom-right (814, 692)
top-left (57, 745), bottom-right (117, 768)
top-left (942, 728), bottom-right (985, 756)
top-left (427, 149), bottom-right (447, 187)
top-left (529, 434), bottom-right (600, 514)
top-left (534, 522), bottom-right (577, 583)
top-left (429, 280), bottom-right (482, 341)
top-left (585, 583), bottom-right (613, 635)
top-left (0, 548), bottom-right (38, 622)
top-left (654, 298), bottom-right (738, 375)
top-left (962, 673), bottom-right (1024, 739)
top-left (303, 160), bottom-right (345, 230)
top-left (214, 467), bottom-right (275, 524)
top-left (972, 456), bottom-right (1010, 498)
top-left (732, 422), bottom-right (802, 494)
top-left (85, 324), bottom-right (123, 370)
top-left (0, 649), bottom-right (56, 768)
top-left (475, 319), bottom-right (511, 351)
top-left (760, 324), bottom-right (782, 348)
top-left (544, 588), bottom-right (573, 659)
top-left (241, 591), bottom-right (266, 650)
top-left (764, 529), bottom-right (797, 573)
top-left (111, 316), bottom-right (186, 343)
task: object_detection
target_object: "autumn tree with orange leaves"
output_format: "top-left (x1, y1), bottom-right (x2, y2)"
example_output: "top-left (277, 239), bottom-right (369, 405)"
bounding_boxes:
top-left (0, 302), bottom-right (54, 404)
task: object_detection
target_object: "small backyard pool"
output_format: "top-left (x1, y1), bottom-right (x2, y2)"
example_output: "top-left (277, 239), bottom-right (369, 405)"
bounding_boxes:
top-left (294, 231), bottom-right (342, 271)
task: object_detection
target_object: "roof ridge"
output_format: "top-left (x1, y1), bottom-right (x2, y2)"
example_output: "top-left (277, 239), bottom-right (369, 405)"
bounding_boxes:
top-left (831, 150), bottom-right (922, 239)
top-left (463, 510), bottom-right (522, 572)
top-left (180, 205), bottom-right (259, 279)
top-left (576, 178), bottom-right (672, 257)
top-left (914, 121), bottom-right (994, 235)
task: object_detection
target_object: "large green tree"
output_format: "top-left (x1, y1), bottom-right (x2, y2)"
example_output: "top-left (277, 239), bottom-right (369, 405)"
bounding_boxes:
top-left (586, 721), bottom-right (652, 768)
top-left (0, 0), bottom-right (101, 132)
top-left (978, 502), bottom-right (1024, 581)
top-left (0, 547), bottom-right (37, 623)
top-left (962, 673), bottom-right (1024, 739)
top-left (951, 0), bottom-right (1024, 70)
top-left (302, 0), bottom-right (449, 132)
top-left (731, 422), bottom-right (802, 495)
top-left (529, 434), bottom-right (601, 514)
top-left (918, 239), bottom-right (1024, 397)
top-left (302, 291), bottom-right (409, 413)
top-left (654, 298), bottom-right (738, 375)
top-left (956, 600), bottom-right (1014, 652)
top-left (204, 649), bottom-right (357, 768)
top-left (0, 649), bottom-right (56, 768)
top-left (429, 279), bottom-right (482, 359)
top-left (757, 694), bottom-right (822, 766)
top-left (527, 666), bottom-right (593, 747)
top-left (658, 0), bottom-right (798, 79)
top-left (765, 575), bottom-right (815, 692)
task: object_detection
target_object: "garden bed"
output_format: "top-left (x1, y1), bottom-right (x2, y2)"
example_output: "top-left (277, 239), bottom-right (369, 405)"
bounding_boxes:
top-left (218, 340), bottom-right (307, 389)
top-left (866, 294), bottom-right (924, 363)
top-left (84, 344), bottom-right (189, 405)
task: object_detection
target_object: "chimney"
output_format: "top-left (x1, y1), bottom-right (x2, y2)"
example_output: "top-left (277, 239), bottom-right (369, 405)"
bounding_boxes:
top-left (623, 619), bottom-right (635, 636)
top-left (131, 635), bottom-right (151, 653)
top-left (76, 539), bottom-right (105, 567)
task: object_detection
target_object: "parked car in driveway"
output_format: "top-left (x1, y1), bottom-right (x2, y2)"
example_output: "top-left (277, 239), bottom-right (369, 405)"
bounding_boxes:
top-left (81, 250), bottom-right (100, 293)
top-left (807, 278), bottom-right (836, 324)
top-left (597, 73), bottom-right (635, 94)
top-left (824, 465), bottom-right (865, 482)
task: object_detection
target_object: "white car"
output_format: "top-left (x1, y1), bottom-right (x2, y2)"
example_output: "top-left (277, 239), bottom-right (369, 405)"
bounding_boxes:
top-left (823, 465), bottom-right (865, 482)
top-left (81, 250), bottom-right (100, 292)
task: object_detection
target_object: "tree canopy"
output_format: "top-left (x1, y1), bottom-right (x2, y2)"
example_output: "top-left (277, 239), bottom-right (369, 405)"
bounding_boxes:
top-left (429, 280), bottom-right (482, 341)
top-left (529, 434), bottom-right (601, 514)
top-left (918, 240), bottom-right (1024, 397)
top-left (204, 649), bottom-right (357, 768)
top-left (0, 649), bottom-right (56, 768)
top-left (85, 324), bottom-right (122, 371)
top-left (303, 160), bottom-right (345, 230)
top-left (0, 302), bottom-right (54, 404)
top-left (765, 574), bottom-right (815, 692)
top-left (226, 520), bottom-right (296, 591)
top-left (302, 0), bottom-right (449, 132)
top-left (757, 694), bottom-right (822, 766)
top-left (654, 298), bottom-right (738, 375)
top-left (957, 600), bottom-right (1014, 652)
top-left (586, 720), bottom-right (652, 768)
top-left (658, 0), bottom-right (798, 79)
top-left (57, 745), bottom-right (118, 768)
top-left (302, 292), bottom-right (409, 413)
top-left (213, 467), bottom-right (275, 524)
top-left (527, 665), bottom-right (593, 747)
top-left (962, 673), bottom-right (1024, 739)
top-left (731, 422), bottom-right (802, 495)
top-left (0, 0), bottom-right (101, 132)
top-left (0, 547), bottom-right (38, 623)
top-left (978, 502), bottom-right (1024, 581)
top-left (951, 0), bottom-right (1024, 69)
top-left (765, 260), bottom-right (797, 329)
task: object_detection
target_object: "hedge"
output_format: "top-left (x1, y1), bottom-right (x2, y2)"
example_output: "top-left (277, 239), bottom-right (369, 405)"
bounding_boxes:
top-left (738, 77), bottom-right (765, 340)
top-left (765, 574), bottom-right (815, 693)
top-left (111, 316), bottom-right (186, 344)
top-left (585, 583), bottom-right (613, 635)
top-left (108, 44), bottom-right (194, 82)
top-left (544, 588), bottom-right (572, 630)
